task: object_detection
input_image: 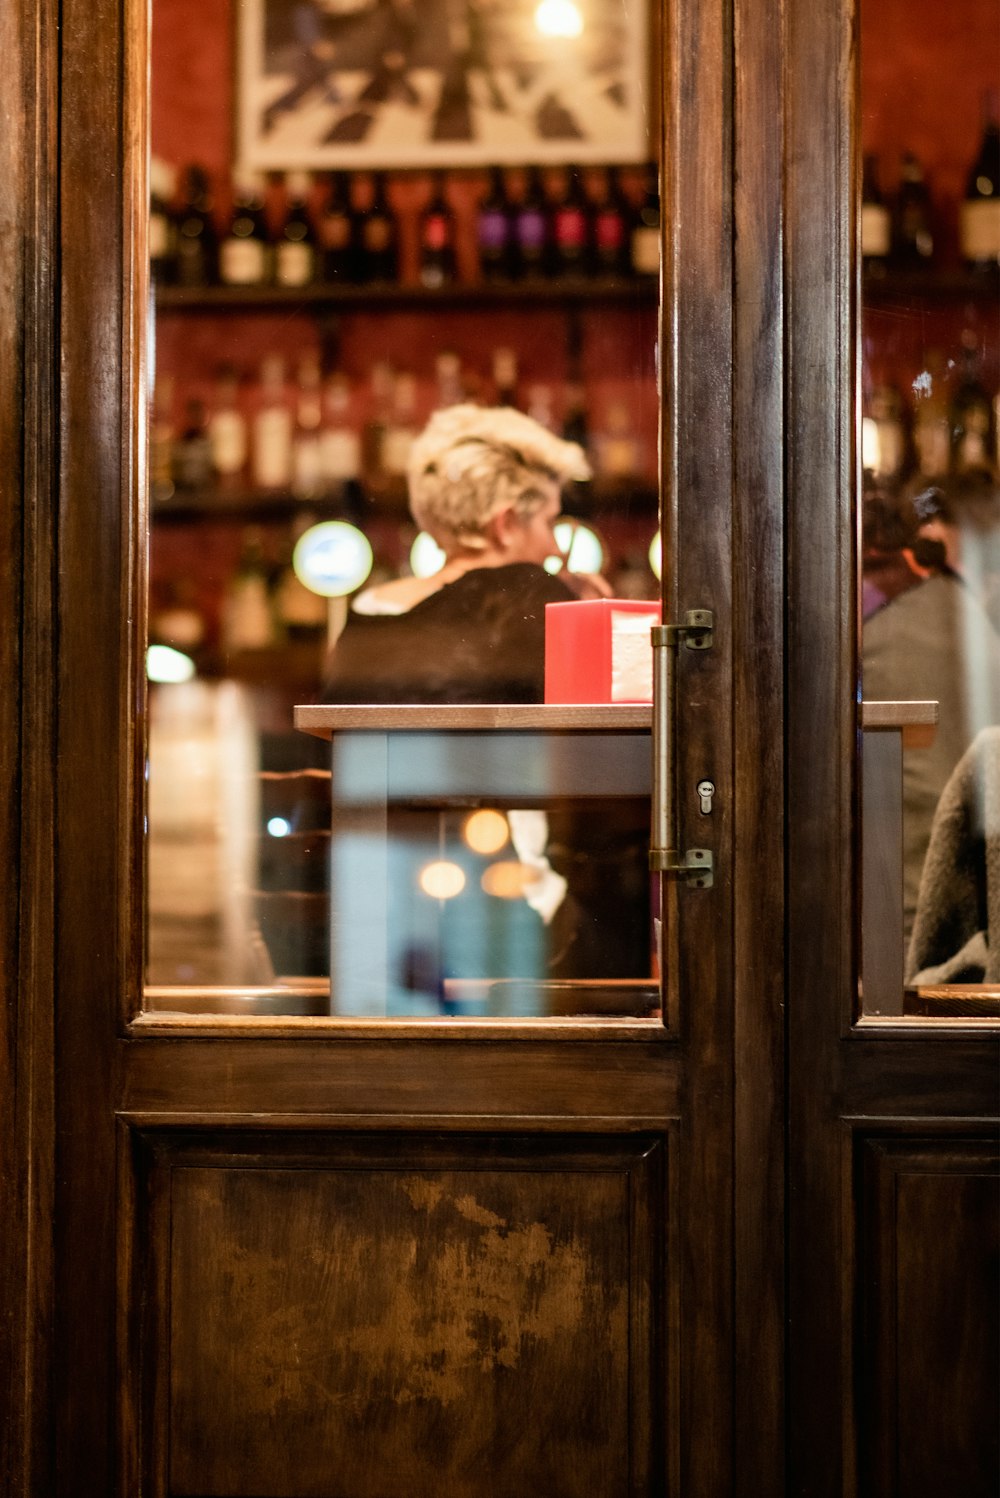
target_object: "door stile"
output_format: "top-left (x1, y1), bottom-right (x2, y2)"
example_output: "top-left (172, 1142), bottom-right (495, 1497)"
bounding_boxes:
top-left (733, 0), bottom-right (787, 1482)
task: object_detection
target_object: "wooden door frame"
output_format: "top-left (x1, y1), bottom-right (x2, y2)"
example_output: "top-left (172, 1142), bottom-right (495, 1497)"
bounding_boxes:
top-left (1, 0), bottom-right (791, 1492)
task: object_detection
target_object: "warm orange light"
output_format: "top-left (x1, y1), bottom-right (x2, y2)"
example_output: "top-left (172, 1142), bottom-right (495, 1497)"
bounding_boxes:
top-left (418, 860), bottom-right (466, 900)
top-left (462, 809), bottom-right (509, 856)
top-left (480, 861), bottom-right (542, 900)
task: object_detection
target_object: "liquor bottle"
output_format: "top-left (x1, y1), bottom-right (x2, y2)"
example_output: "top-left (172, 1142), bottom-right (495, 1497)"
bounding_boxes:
top-left (561, 378), bottom-right (589, 450)
top-left (222, 528), bottom-right (275, 653)
top-left (382, 371), bottom-right (420, 477)
top-left (960, 89), bottom-right (1000, 269)
top-left (595, 400), bottom-right (640, 480)
top-left (291, 356), bottom-right (324, 499)
top-left (590, 166), bottom-right (629, 277)
top-left (526, 383), bottom-right (556, 432)
top-left (219, 173), bottom-right (272, 287)
top-left (868, 384), bottom-right (908, 481)
top-left (434, 350), bottom-right (464, 410)
top-left (149, 157), bottom-right (177, 285)
top-left (860, 153), bottom-right (891, 273)
top-left (362, 360), bottom-right (395, 481)
top-left (951, 330), bottom-right (995, 475)
top-left (317, 171), bottom-right (355, 284)
top-left (251, 355), bottom-right (293, 490)
top-left (546, 165), bottom-right (590, 277)
top-left (272, 514), bottom-right (329, 641)
top-left (207, 365), bottom-right (248, 484)
top-left (630, 162), bottom-right (660, 278)
top-left (492, 346), bottom-right (519, 409)
top-left (172, 397), bottom-right (213, 490)
top-left (514, 167), bottom-right (549, 279)
top-left (320, 373), bottom-right (362, 499)
top-left (419, 173), bottom-right (456, 288)
top-left (357, 172), bottom-right (399, 283)
top-left (275, 173), bottom-right (317, 288)
top-left (477, 166), bottom-right (516, 281)
top-left (911, 349), bottom-right (951, 480)
top-left (174, 164), bottom-right (217, 288)
top-left (891, 153), bottom-right (934, 268)
top-left (150, 577), bottom-right (206, 653)
top-left (149, 375), bottom-right (176, 503)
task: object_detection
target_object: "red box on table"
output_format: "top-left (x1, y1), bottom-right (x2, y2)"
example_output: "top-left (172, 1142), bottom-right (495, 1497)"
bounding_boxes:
top-left (544, 599), bottom-right (662, 704)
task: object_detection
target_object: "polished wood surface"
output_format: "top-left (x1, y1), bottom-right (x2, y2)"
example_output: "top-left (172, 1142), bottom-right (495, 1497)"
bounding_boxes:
top-left (785, 7), bottom-right (1000, 1498)
top-left (297, 703), bottom-right (654, 736)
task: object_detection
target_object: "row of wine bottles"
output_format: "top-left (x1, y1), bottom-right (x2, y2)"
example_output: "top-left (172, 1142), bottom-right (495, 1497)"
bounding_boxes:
top-left (861, 97), bottom-right (1000, 270)
top-left (151, 345), bottom-right (653, 506)
top-left (150, 160), bottom-right (661, 291)
top-left (863, 333), bottom-right (999, 484)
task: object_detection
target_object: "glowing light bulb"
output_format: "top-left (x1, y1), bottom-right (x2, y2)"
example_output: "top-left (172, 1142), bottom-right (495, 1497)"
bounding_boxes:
top-left (267, 817), bottom-right (292, 838)
top-left (481, 861), bottom-right (542, 899)
top-left (648, 529), bottom-right (662, 581)
top-left (409, 531), bottom-right (447, 578)
top-left (544, 519), bottom-right (605, 575)
top-left (293, 521), bottom-right (373, 597)
top-left (462, 809), bottom-right (509, 855)
top-left (146, 644), bottom-right (196, 683)
top-left (418, 860), bottom-right (467, 900)
top-left (534, 0), bottom-right (584, 38)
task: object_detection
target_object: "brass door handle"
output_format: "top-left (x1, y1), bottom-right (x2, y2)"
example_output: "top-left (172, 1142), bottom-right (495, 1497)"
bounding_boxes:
top-left (649, 610), bottom-right (714, 888)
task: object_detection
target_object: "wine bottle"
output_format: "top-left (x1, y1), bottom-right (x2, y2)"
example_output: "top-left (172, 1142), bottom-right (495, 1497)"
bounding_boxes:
top-left (419, 173), bottom-right (456, 288)
top-left (595, 400), bottom-right (639, 480)
top-left (630, 162), bottom-right (660, 278)
top-left (149, 375), bottom-right (176, 504)
top-left (514, 167), bottom-right (548, 279)
top-left (960, 89), bottom-right (1000, 269)
top-left (275, 172), bottom-right (317, 288)
top-left (320, 373), bottom-right (362, 498)
top-left (860, 153), bottom-right (891, 272)
top-left (252, 355), bottom-right (293, 489)
top-left (222, 528), bottom-right (275, 653)
top-left (382, 371), bottom-right (420, 476)
top-left (590, 166), bottom-right (629, 277)
top-left (868, 384), bottom-right (908, 481)
top-left (951, 330), bottom-right (995, 475)
top-left (434, 350), bottom-right (464, 410)
top-left (362, 360), bottom-right (395, 482)
top-left (174, 164), bottom-right (217, 288)
top-left (911, 349), bottom-right (951, 480)
top-left (207, 365), bottom-right (248, 484)
top-left (357, 171), bottom-right (399, 283)
top-left (317, 172), bottom-right (355, 284)
top-left (172, 397), bottom-right (213, 490)
top-left (891, 152), bottom-right (934, 267)
top-left (291, 356), bottom-right (324, 499)
top-left (546, 165), bottom-right (590, 277)
top-left (149, 157), bottom-right (177, 285)
top-left (219, 173), bottom-right (272, 287)
top-left (272, 514), bottom-right (329, 641)
top-left (492, 346), bottom-right (519, 409)
top-left (477, 166), bottom-right (516, 282)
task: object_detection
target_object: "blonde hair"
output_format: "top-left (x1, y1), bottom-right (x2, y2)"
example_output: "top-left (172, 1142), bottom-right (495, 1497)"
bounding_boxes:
top-left (407, 404), bottom-right (591, 548)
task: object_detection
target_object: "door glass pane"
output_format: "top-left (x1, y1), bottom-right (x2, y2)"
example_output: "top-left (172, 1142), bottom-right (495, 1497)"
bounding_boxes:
top-left (859, 0), bottom-right (1000, 1018)
top-left (144, 0), bottom-right (663, 1019)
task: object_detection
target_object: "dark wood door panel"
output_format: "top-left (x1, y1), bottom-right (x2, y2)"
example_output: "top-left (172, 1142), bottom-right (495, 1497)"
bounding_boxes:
top-left (122, 1128), bottom-right (672, 1498)
top-left (120, 1037), bottom-right (682, 1123)
top-left (854, 1129), bottom-right (1000, 1498)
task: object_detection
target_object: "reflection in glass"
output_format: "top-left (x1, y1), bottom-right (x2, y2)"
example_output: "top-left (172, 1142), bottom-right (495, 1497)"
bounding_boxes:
top-left (145, 0), bottom-right (661, 1017)
top-left (859, 0), bottom-right (1000, 1015)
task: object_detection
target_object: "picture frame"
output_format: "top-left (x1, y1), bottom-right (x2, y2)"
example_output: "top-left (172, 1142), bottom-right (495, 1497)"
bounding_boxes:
top-left (237, 0), bottom-right (650, 171)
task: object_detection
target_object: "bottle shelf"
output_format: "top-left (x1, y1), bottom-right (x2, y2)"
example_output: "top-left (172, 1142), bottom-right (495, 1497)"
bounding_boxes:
top-left (862, 265), bottom-right (999, 302)
top-left (151, 475), bottom-right (660, 523)
top-left (154, 275), bottom-right (659, 314)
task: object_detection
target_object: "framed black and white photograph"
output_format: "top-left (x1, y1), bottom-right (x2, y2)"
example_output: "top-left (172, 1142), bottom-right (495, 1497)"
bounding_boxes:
top-left (237, 0), bottom-right (650, 170)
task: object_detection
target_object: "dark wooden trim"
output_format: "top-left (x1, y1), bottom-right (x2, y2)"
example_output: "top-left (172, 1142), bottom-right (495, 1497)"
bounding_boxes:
top-left (733, 0), bottom-right (786, 1482)
top-left (53, 0), bottom-right (148, 1486)
top-left (1, 1), bottom-right (60, 1493)
top-left (785, 0), bottom-right (858, 1485)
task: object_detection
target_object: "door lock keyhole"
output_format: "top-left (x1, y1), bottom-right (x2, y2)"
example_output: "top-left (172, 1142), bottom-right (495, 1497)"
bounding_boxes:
top-left (697, 780), bottom-right (715, 815)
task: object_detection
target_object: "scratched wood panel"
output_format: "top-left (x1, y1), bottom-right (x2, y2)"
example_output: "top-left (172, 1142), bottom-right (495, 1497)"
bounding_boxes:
top-left (158, 1133), bottom-right (664, 1498)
